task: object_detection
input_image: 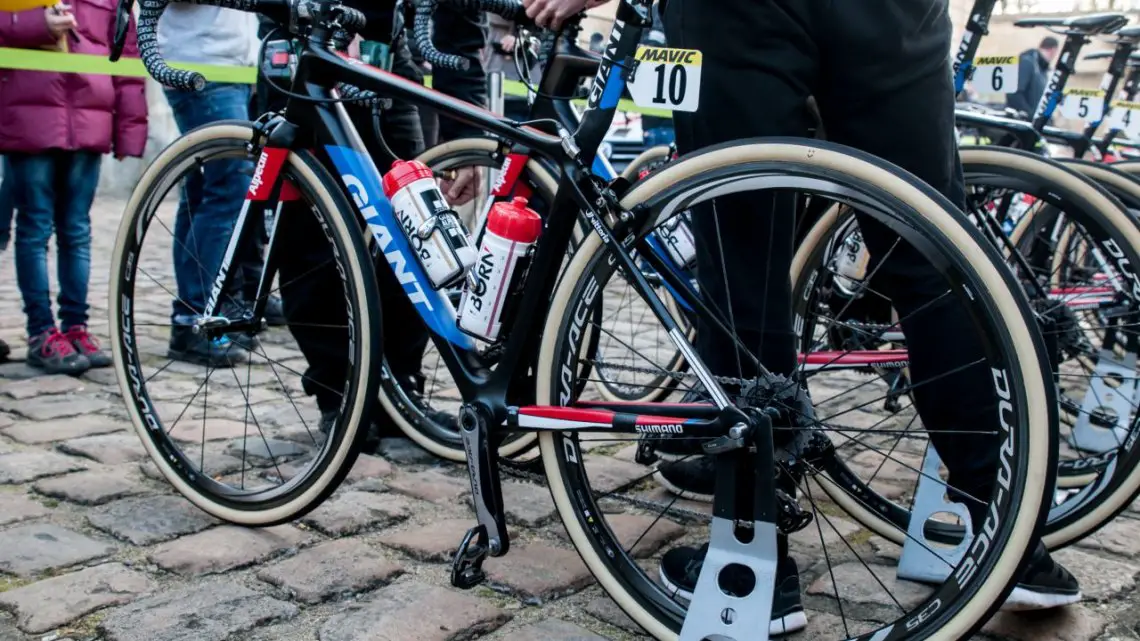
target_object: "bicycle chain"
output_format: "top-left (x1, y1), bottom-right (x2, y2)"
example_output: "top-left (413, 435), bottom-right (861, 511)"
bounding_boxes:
top-left (496, 356), bottom-right (832, 524)
top-left (499, 322), bottom-right (897, 521)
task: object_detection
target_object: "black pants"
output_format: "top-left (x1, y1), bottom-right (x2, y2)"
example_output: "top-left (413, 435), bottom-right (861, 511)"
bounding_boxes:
top-left (666, 0), bottom-right (998, 515)
top-left (263, 36), bottom-right (431, 411)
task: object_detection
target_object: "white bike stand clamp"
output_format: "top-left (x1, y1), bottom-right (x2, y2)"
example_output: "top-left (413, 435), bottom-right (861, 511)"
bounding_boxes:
top-left (896, 443), bottom-right (973, 584)
top-left (1067, 348), bottom-right (1137, 455)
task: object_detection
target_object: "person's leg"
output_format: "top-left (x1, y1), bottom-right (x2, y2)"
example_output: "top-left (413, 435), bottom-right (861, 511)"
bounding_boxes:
top-left (666, 0), bottom-right (817, 383)
top-left (9, 152), bottom-right (88, 374)
top-left (656, 0), bottom-right (819, 630)
top-left (164, 83), bottom-right (254, 365)
top-left (0, 158), bottom-right (14, 362)
top-left (55, 152), bottom-right (111, 368)
top-left (0, 156), bottom-right (14, 253)
top-left (815, 0), bottom-right (992, 501)
top-left (54, 151), bottom-right (98, 332)
top-left (816, 0), bottom-right (1077, 607)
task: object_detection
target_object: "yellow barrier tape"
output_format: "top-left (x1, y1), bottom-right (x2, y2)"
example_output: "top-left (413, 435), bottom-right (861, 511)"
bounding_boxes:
top-left (0, 47), bottom-right (257, 83)
top-left (0, 0), bottom-right (57, 10)
top-left (0, 47), bottom-right (673, 118)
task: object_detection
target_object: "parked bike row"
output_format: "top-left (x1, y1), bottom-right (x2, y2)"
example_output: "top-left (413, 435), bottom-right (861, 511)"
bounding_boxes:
top-left (107, 0), bottom-right (1140, 638)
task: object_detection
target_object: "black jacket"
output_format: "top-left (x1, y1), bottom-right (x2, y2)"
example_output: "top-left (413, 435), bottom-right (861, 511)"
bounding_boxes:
top-left (1006, 48), bottom-right (1049, 117)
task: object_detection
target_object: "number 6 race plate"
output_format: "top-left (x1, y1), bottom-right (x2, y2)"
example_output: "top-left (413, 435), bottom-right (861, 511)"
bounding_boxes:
top-left (628, 46), bottom-right (702, 112)
top-left (972, 55), bottom-right (1019, 94)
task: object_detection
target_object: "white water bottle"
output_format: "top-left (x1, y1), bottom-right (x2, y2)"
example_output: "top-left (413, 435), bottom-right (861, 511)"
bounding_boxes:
top-left (832, 228), bottom-right (869, 297)
top-left (658, 212), bottom-right (697, 269)
top-left (382, 160), bottom-right (476, 289)
top-left (458, 197), bottom-right (543, 341)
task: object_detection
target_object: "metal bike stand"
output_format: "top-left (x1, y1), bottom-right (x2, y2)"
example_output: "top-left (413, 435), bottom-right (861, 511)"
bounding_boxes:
top-left (896, 443), bottom-right (973, 584)
top-left (1067, 348), bottom-right (1137, 454)
top-left (681, 516), bottom-right (778, 641)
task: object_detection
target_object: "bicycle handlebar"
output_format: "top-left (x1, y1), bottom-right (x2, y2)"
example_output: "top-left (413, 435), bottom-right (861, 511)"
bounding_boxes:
top-left (132, 0), bottom-right (526, 91)
top-left (411, 0), bottom-right (528, 71)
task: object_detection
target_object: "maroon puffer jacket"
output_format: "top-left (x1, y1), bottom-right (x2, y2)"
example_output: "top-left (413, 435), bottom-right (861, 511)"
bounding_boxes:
top-left (0, 0), bottom-right (147, 157)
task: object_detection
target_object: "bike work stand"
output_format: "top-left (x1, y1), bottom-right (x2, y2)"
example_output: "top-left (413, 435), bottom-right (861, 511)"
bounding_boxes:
top-left (896, 443), bottom-right (973, 584)
top-left (1068, 347), bottom-right (1137, 454)
top-left (682, 414), bottom-right (777, 641)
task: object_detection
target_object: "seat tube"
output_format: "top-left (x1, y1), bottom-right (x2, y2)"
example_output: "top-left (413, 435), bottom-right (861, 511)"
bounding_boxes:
top-left (1032, 35), bottom-right (1087, 130)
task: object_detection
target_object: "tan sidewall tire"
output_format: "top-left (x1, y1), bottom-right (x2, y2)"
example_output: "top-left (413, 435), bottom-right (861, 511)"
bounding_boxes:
top-left (1041, 158), bottom-right (1140, 548)
top-left (537, 141), bottom-right (1052, 640)
top-left (109, 123), bottom-right (376, 525)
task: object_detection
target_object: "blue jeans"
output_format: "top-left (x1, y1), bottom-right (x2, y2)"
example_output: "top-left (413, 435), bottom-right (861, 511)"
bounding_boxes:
top-left (164, 82), bottom-right (253, 320)
top-left (0, 158), bottom-right (13, 251)
top-left (7, 151), bottom-right (100, 336)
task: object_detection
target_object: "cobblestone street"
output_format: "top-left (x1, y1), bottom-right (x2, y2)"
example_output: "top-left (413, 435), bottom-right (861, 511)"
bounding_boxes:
top-left (0, 195), bottom-right (1138, 641)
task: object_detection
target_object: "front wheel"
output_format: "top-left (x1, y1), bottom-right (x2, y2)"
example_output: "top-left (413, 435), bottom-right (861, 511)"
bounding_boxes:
top-left (110, 122), bottom-right (382, 525)
top-left (536, 139), bottom-right (1055, 640)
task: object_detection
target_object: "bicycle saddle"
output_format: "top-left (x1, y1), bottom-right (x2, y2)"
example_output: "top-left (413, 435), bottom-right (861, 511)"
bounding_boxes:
top-left (1085, 51), bottom-right (1140, 64)
top-left (1014, 13), bottom-right (1129, 35)
top-left (1116, 25), bottom-right (1140, 40)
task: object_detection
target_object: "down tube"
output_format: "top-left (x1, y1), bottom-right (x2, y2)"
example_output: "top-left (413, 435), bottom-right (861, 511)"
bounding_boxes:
top-left (319, 102), bottom-right (476, 351)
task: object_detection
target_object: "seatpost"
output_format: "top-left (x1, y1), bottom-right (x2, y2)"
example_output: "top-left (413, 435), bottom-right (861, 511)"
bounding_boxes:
top-left (1076, 37), bottom-right (1137, 157)
top-left (952, 0), bottom-right (1000, 96)
top-left (1031, 32), bottom-right (1089, 130)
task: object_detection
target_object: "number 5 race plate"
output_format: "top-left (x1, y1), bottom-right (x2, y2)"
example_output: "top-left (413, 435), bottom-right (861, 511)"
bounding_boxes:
top-left (1061, 88), bottom-right (1107, 122)
top-left (628, 46), bottom-right (702, 112)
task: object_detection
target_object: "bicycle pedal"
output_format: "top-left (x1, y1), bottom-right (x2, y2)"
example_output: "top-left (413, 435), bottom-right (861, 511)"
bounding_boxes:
top-left (634, 439), bottom-right (659, 465)
top-left (451, 524), bottom-right (490, 590)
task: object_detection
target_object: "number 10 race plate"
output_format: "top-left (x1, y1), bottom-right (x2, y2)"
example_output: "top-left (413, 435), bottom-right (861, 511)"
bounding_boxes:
top-left (628, 46), bottom-right (703, 112)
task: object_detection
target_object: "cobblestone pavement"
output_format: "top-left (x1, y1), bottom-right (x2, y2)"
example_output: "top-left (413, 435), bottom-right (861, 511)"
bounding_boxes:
top-left (1, 196), bottom-right (1140, 641)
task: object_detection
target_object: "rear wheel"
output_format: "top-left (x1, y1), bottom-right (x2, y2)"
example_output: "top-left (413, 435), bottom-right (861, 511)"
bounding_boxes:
top-left (538, 139), bottom-right (1054, 640)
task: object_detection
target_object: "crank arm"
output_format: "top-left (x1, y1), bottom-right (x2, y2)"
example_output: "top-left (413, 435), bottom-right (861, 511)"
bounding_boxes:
top-left (459, 404), bottom-right (509, 557)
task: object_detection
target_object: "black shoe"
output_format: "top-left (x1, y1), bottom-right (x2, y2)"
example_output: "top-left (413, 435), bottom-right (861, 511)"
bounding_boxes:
top-left (168, 325), bottom-right (245, 368)
top-left (1002, 542), bottom-right (1081, 611)
top-left (230, 331), bottom-right (262, 354)
top-left (263, 295), bottom-right (287, 327)
top-left (659, 544), bottom-right (807, 635)
top-left (401, 372), bottom-right (458, 432)
top-left (644, 390), bottom-right (709, 462)
top-left (654, 455), bottom-right (715, 502)
top-left (220, 301), bottom-right (262, 353)
top-left (0, 337), bottom-right (10, 363)
top-left (319, 407), bottom-right (384, 453)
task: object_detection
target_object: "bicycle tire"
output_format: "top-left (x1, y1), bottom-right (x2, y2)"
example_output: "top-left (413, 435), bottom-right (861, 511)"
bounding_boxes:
top-left (798, 146), bottom-right (1140, 552)
top-left (537, 139), bottom-right (1055, 640)
top-left (110, 121), bottom-right (382, 525)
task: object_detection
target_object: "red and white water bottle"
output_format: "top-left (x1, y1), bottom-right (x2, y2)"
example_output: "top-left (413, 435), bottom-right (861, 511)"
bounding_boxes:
top-left (458, 197), bottom-right (543, 341)
top-left (382, 160), bottom-right (476, 289)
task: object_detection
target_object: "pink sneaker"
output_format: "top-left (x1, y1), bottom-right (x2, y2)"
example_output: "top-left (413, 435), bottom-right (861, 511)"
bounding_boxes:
top-left (27, 329), bottom-right (90, 375)
top-left (63, 326), bottom-right (112, 368)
